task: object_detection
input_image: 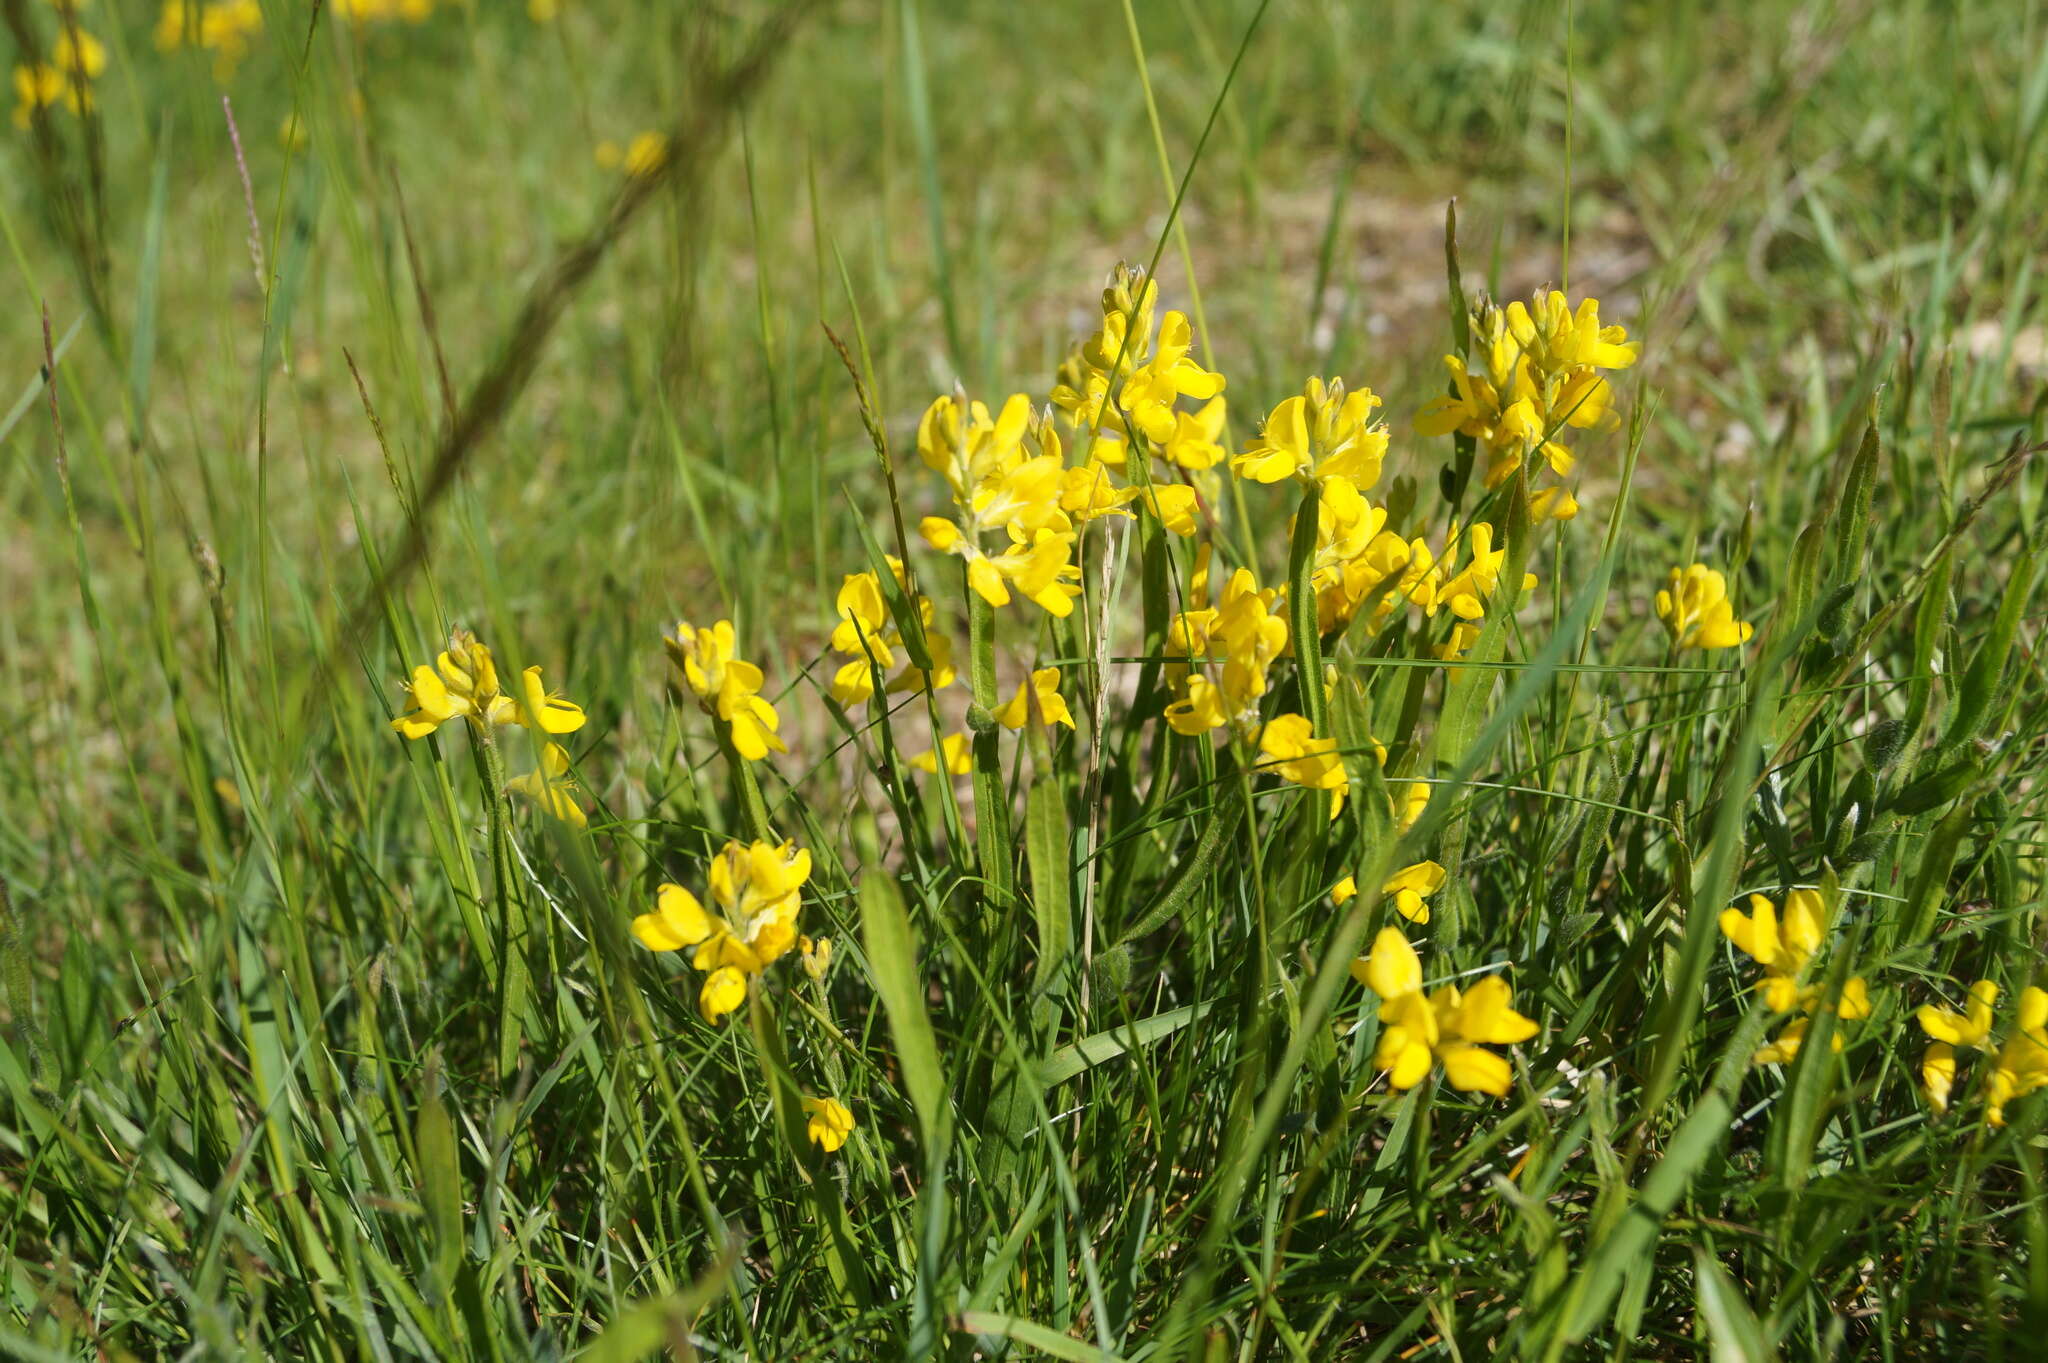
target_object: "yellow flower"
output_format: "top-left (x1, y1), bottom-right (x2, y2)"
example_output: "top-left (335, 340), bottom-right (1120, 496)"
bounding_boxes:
top-left (1349, 928), bottom-right (1537, 1096)
top-left (697, 967), bottom-right (746, 1024)
top-left (13, 64), bottom-right (62, 126)
top-left (664, 619), bottom-right (786, 761)
top-left (1142, 483), bottom-right (1202, 537)
top-left (1382, 861), bottom-right (1447, 924)
top-left (334, 0), bottom-right (435, 24)
top-left (156, 2), bottom-right (263, 76)
top-left (826, 563), bottom-right (956, 705)
top-left (1415, 291), bottom-right (1635, 517)
top-left (1410, 522), bottom-right (1533, 623)
top-left (1234, 377), bottom-right (1386, 487)
top-left (802, 1095), bottom-right (854, 1153)
top-left (1257, 713), bottom-right (1347, 820)
top-left (1118, 311), bottom-right (1226, 443)
top-left (1394, 780), bottom-right (1430, 834)
top-left (622, 131), bottom-right (667, 177)
top-left (1917, 982), bottom-right (2048, 1126)
top-left (1160, 395), bottom-right (1228, 471)
top-left (514, 666), bottom-right (587, 734)
top-left (391, 628), bottom-right (518, 739)
top-left (1720, 889), bottom-right (1870, 1064)
top-left (506, 742), bottom-right (586, 829)
top-left (1655, 564), bottom-right (1754, 650)
top-left (911, 733), bottom-right (972, 776)
top-left (1330, 862), bottom-right (1443, 924)
top-left (993, 667), bottom-right (1074, 730)
top-left (630, 840), bottom-right (813, 1024)
top-left (528, 0), bottom-right (559, 18)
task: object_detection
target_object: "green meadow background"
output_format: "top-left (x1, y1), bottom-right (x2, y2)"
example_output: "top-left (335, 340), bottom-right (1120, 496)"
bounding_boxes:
top-left (5, 0), bottom-right (2048, 1359)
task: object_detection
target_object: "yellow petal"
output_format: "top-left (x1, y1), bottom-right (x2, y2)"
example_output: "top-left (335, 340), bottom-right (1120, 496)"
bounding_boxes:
top-left (1363, 927), bottom-right (1421, 1001)
top-left (697, 966), bottom-right (747, 1024)
top-left (1438, 1042), bottom-right (1512, 1096)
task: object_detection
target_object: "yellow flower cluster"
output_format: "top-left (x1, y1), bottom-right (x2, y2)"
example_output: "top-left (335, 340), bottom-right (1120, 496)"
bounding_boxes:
top-left (1919, 982), bottom-right (2048, 1128)
top-left (915, 395), bottom-right (1086, 616)
top-left (631, 839), bottom-right (811, 1025)
top-left (390, 627), bottom-right (590, 825)
top-left (1415, 291), bottom-right (1640, 522)
top-left (154, 1), bottom-right (263, 77)
top-left (1718, 890), bottom-right (1871, 1064)
top-left (1655, 563), bottom-right (1754, 651)
top-left (391, 627), bottom-right (586, 739)
top-left (1048, 265), bottom-right (1224, 535)
top-left (1352, 928), bottom-right (1538, 1095)
top-left (1235, 376), bottom-right (1387, 487)
top-left (664, 619), bottom-right (786, 762)
top-left (1164, 557), bottom-right (1288, 738)
top-left (12, 28), bottom-right (104, 127)
top-left (827, 558), bottom-right (955, 706)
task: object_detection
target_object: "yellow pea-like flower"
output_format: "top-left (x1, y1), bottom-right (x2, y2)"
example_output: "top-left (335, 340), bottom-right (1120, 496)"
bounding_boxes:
top-left (1655, 564), bottom-right (1754, 651)
top-left (1257, 714), bottom-right (1347, 820)
top-left (1349, 928), bottom-right (1537, 1097)
top-left (802, 1096), bottom-right (855, 1153)
top-left (506, 741), bottom-right (587, 829)
top-left (993, 668), bottom-right (1074, 730)
top-left (911, 734), bottom-right (972, 776)
top-left (630, 840), bottom-right (813, 1025)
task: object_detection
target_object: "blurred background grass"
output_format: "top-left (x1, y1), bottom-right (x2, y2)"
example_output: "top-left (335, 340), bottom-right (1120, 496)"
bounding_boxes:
top-left (6, 0), bottom-right (2048, 1356)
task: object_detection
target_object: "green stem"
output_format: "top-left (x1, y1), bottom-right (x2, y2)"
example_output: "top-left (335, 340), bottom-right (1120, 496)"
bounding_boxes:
top-left (967, 588), bottom-right (1015, 908)
top-left (1287, 480), bottom-right (1326, 734)
top-left (476, 728), bottom-right (528, 1083)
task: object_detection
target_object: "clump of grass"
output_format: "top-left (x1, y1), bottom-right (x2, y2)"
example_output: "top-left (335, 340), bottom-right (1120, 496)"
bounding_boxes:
top-left (6, 2), bottom-right (2048, 1361)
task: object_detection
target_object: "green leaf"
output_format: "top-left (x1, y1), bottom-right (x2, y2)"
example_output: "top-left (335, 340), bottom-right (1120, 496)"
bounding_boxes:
top-left (956, 1311), bottom-right (1127, 1362)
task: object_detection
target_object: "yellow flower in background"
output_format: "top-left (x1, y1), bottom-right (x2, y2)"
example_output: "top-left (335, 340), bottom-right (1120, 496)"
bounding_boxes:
top-left (1330, 861), bottom-right (1444, 924)
top-left (1350, 928), bottom-right (1537, 1095)
top-left (911, 733), bottom-right (972, 776)
top-left (507, 741), bottom-right (586, 829)
top-left (1257, 713), bottom-right (1347, 819)
top-left (13, 25), bottom-right (103, 124)
top-left (1394, 780), bottom-right (1430, 834)
top-left (13, 64), bottom-right (62, 126)
top-left (664, 619), bottom-right (786, 761)
top-left (1235, 377), bottom-right (1387, 487)
top-left (631, 840), bottom-right (813, 1024)
top-left (1918, 982), bottom-right (2048, 1127)
top-left (993, 667), bottom-right (1075, 730)
top-left (334, 0), bottom-right (435, 24)
top-left (802, 1096), bottom-right (854, 1153)
top-left (624, 131), bottom-right (667, 176)
top-left (155, 1), bottom-right (263, 76)
top-left (528, 0), bottom-right (559, 19)
top-left (1655, 564), bottom-right (1754, 650)
top-left (594, 132), bottom-right (667, 176)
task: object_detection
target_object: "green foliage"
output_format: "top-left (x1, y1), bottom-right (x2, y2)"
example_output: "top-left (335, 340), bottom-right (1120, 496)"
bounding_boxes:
top-left (5, 1), bottom-right (2048, 1361)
